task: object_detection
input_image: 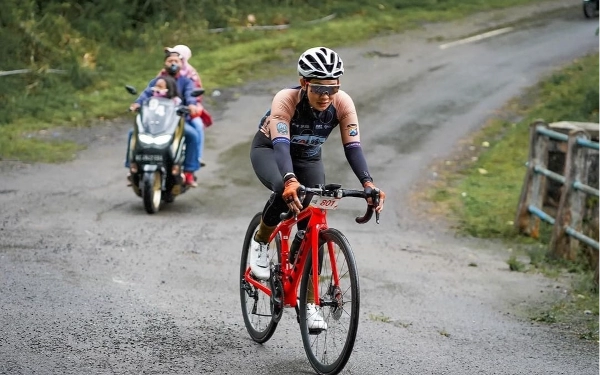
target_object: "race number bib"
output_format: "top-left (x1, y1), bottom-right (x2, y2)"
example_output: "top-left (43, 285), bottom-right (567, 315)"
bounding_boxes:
top-left (310, 195), bottom-right (340, 210)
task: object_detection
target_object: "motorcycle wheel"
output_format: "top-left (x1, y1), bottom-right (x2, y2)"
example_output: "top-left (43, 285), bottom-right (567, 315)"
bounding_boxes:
top-left (142, 171), bottom-right (162, 214)
top-left (583, 1), bottom-right (597, 18)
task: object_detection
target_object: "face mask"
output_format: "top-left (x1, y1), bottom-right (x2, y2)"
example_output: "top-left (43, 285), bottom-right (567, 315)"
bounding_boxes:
top-left (167, 63), bottom-right (180, 75)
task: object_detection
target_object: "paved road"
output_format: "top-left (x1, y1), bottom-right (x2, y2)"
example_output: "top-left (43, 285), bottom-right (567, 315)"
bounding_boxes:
top-left (1, 2), bottom-right (598, 374)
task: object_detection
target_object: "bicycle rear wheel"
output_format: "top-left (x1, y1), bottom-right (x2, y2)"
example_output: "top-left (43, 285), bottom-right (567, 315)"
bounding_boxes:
top-left (239, 212), bottom-right (278, 343)
top-left (298, 228), bottom-right (360, 375)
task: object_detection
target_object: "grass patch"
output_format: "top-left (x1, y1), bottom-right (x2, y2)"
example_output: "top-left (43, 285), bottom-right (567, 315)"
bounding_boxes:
top-left (429, 53), bottom-right (599, 239)
top-left (426, 52), bottom-right (599, 340)
top-left (0, 123), bottom-right (85, 164)
top-left (369, 313), bottom-right (392, 323)
top-left (530, 269), bottom-right (599, 340)
top-left (1, 0), bottom-right (563, 162)
top-left (439, 329), bottom-right (451, 337)
top-left (507, 255), bottom-right (527, 272)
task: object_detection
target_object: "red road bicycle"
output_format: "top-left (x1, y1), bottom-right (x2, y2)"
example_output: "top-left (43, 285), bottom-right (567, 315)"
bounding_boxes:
top-left (240, 183), bottom-right (381, 375)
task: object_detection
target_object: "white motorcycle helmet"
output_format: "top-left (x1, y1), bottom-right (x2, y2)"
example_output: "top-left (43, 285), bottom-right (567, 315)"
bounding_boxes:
top-left (297, 47), bottom-right (344, 79)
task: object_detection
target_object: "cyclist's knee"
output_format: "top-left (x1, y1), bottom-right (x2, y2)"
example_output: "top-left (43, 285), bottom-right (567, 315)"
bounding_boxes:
top-left (262, 192), bottom-right (287, 226)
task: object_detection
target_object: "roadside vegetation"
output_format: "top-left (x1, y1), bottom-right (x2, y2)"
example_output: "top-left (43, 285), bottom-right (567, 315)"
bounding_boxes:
top-left (427, 52), bottom-right (599, 341)
top-left (2, 0), bottom-right (558, 162)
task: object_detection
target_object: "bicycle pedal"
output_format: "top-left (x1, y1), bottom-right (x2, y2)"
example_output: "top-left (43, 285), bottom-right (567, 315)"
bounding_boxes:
top-left (308, 328), bottom-right (326, 335)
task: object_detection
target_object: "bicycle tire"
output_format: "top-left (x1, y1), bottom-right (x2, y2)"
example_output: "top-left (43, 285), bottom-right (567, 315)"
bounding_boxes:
top-left (239, 212), bottom-right (278, 343)
top-left (298, 228), bottom-right (360, 375)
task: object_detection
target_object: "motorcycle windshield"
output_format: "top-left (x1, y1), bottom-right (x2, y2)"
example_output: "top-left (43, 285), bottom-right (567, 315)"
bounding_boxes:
top-left (138, 97), bottom-right (179, 136)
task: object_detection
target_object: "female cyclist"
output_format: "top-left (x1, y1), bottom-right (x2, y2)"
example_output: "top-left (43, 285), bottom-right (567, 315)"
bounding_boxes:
top-left (248, 46), bottom-right (386, 329)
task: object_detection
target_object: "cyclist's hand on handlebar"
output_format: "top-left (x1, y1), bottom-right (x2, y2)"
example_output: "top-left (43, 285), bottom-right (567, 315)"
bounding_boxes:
top-left (129, 103), bottom-right (140, 112)
top-left (363, 181), bottom-right (385, 213)
top-left (283, 177), bottom-right (303, 214)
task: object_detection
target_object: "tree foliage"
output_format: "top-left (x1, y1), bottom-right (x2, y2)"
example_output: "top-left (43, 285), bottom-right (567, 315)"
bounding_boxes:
top-left (0, 0), bottom-right (339, 120)
top-left (2, 0), bottom-right (572, 126)
top-left (0, 0), bottom-right (345, 124)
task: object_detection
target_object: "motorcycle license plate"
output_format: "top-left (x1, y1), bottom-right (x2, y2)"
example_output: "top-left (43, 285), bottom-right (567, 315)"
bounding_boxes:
top-left (134, 154), bottom-right (163, 162)
top-left (310, 195), bottom-right (340, 210)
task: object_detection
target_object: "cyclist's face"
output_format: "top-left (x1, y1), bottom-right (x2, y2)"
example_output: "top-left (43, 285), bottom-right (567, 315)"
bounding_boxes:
top-left (301, 78), bottom-right (340, 111)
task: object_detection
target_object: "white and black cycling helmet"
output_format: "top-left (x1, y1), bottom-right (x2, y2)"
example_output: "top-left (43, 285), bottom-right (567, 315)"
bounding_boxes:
top-left (297, 47), bottom-right (344, 79)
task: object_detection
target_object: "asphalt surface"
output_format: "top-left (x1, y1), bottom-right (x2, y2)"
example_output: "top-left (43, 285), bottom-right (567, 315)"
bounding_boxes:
top-left (1, 2), bottom-right (599, 374)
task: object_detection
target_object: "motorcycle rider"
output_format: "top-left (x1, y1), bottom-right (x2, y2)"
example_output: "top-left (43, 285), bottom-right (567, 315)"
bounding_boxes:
top-left (163, 45), bottom-right (213, 168)
top-left (248, 46), bottom-right (386, 330)
top-left (127, 50), bottom-right (202, 187)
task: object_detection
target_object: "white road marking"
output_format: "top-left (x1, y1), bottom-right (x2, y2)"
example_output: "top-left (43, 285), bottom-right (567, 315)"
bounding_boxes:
top-left (112, 277), bottom-right (133, 285)
top-left (439, 27), bottom-right (514, 50)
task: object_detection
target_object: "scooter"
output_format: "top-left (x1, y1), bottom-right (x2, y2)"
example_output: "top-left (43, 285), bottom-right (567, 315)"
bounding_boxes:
top-left (583, 0), bottom-right (599, 18)
top-left (125, 85), bottom-right (203, 214)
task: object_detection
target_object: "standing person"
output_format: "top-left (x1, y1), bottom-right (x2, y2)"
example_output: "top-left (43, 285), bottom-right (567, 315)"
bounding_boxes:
top-left (163, 45), bottom-right (213, 168)
top-left (127, 50), bottom-right (201, 187)
top-left (248, 46), bottom-right (386, 329)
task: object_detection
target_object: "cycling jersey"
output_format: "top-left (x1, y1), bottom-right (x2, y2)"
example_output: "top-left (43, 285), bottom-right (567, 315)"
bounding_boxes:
top-left (251, 86), bottom-right (373, 227)
top-left (257, 87), bottom-right (358, 158)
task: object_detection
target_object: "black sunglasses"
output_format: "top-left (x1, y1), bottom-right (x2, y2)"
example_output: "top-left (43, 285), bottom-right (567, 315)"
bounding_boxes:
top-left (308, 83), bottom-right (340, 96)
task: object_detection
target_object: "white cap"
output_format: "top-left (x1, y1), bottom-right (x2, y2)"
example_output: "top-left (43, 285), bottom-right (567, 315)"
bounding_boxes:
top-left (165, 45), bottom-right (192, 61)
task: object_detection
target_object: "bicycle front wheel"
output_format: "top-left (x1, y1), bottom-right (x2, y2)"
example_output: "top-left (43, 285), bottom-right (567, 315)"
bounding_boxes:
top-left (239, 212), bottom-right (278, 343)
top-left (298, 228), bottom-right (360, 375)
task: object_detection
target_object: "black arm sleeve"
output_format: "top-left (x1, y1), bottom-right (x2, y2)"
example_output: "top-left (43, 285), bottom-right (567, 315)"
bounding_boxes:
top-left (343, 142), bottom-right (373, 184)
top-left (273, 137), bottom-right (294, 177)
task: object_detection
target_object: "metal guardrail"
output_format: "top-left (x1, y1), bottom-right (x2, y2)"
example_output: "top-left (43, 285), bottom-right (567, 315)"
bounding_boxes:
top-left (0, 69), bottom-right (66, 77)
top-left (537, 126), bottom-right (600, 150)
top-left (516, 120), bottom-right (599, 258)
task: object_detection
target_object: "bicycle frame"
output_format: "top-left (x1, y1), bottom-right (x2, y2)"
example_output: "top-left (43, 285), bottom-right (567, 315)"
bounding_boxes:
top-left (244, 202), bottom-right (338, 308)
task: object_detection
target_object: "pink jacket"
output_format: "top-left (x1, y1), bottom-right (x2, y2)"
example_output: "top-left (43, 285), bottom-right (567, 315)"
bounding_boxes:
top-left (180, 62), bottom-right (203, 89)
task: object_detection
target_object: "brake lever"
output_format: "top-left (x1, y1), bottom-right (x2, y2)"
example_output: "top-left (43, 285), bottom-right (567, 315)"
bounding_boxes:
top-left (373, 188), bottom-right (381, 224)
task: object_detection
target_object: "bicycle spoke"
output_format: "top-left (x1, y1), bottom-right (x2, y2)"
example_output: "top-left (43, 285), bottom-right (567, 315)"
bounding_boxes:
top-left (299, 228), bottom-right (360, 375)
top-left (240, 212), bottom-right (278, 344)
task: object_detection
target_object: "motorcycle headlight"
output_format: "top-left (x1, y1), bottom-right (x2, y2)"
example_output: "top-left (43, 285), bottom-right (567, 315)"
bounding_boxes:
top-left (138, 134), bottom-right (172, 145)
top-left (138, 134), bottom-right (154, 144)
top-left (152, 134), bottom-right (173, 145)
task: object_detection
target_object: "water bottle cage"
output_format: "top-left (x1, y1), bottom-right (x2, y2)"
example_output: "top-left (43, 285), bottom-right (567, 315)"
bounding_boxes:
top-left (289, 230), bottom-right (306, 263)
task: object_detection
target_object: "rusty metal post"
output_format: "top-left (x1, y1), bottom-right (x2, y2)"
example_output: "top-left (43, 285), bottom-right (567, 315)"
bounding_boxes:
top-left (515, 120), bottom-right (549, 238)
top-left (550, 129), bottom-right (591, 260)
